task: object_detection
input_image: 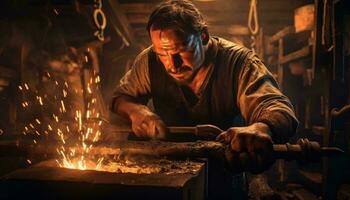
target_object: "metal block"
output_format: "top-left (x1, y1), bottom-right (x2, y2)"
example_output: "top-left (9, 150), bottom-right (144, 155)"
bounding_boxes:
top-left (0, 159), bottom-right (206, 200)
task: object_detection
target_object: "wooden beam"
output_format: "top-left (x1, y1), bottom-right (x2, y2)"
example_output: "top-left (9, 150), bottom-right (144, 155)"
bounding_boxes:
top-left (125, 12), bottom-right (248, 24)
top-left (120, 1), bottom-right (301, 15)
top-left (0, 78), bottom-right (9, 87)
top-left (280, 45), bottom-right (311, 64)
top-left (120, 2), bottom-right (242, 14)
top-left (126, 12), bottom-right (292, 26)
top-left (209, 25), bottom-right (250, 36)
top-left (0, 66), bottom-right (16, 79)
top-left (105, 0), bottom-right (136, 46)
top-left (269, 26), bottom-right (295, 44)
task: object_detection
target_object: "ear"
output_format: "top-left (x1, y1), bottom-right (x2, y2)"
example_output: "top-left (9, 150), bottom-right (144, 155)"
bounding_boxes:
top-left (201, 27), bottom-right (209, 45)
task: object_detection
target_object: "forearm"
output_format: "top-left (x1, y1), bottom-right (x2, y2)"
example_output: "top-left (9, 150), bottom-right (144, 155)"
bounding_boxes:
top-left (112, 95), bottom-right (150, 121)
top-left (258, 111), bottom-right (298, 143)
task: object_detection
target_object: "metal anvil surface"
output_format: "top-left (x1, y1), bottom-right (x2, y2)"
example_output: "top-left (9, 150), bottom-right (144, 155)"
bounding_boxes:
top-left (0, 159), bottom-right (206, 200)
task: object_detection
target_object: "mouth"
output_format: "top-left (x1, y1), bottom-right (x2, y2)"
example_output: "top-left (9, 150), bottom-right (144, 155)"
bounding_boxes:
top-left (168, 67), bottom-right (192, 79)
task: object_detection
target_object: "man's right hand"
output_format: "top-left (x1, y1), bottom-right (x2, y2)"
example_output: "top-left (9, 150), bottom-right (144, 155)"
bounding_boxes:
top-left (129, 106), bottom-right (167, 139)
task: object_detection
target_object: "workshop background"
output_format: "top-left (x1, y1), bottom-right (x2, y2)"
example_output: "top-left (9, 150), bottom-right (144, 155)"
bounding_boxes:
top-left (0, 0), bottom-right (349, 199)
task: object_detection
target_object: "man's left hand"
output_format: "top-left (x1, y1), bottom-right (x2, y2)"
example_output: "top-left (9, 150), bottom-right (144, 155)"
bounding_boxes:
top-left (216, 122), bottom-right (274, 174)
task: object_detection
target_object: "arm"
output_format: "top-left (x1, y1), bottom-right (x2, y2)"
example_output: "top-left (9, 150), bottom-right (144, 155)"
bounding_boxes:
top-left (217, 53), bottom-right (298, 173)
top-left (236, 54), bottom-right (298, 143)
top-left (110, 49), bottom-right (166, 138)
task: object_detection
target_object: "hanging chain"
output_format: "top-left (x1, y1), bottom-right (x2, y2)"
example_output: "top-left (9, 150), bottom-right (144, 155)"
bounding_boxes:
top-left (93, 0), bottom-right (107, 41)
top-left (248, 0), bottom-right (259, 53)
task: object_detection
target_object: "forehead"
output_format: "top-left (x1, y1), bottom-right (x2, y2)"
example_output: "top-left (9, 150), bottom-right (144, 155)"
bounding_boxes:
top-left (150, 28), bottom-right (188, 50)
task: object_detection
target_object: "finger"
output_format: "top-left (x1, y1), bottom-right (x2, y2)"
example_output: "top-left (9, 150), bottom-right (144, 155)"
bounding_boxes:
top-left (215, 131), bottom-right (228, 143)
top-left (155, 120), bottom-right (167, 139)
top-left (137, 122), bottom-right (149, 137)
top-left (231, 132), bottom-right (246, 152)
top-left (216, 129), bottom-right (236, 144)
top-left (146, 120), bottom-right (156, 139)
top-left (245, 133), bottom-right (256, 152)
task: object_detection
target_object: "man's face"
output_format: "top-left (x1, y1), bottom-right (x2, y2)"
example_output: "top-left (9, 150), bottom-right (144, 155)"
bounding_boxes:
top-left (150, 27), bottom-right (205, 83)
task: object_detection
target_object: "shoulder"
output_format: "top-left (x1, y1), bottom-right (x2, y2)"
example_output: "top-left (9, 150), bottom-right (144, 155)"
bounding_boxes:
top-left (133, 46), bottom-right (152, 67)
top-left (214, 37), bottom-right (252, 55)
top-left (211, 36), bottom-right (255, 68)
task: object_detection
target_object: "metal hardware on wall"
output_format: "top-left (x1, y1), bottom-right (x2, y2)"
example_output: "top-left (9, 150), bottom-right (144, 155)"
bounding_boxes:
top-left (93, 0), bottom-right (107, 41)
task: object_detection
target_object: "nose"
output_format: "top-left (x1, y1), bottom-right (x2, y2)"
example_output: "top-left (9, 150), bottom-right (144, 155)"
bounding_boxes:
top-left (167, 53), bottom-right (183, 73)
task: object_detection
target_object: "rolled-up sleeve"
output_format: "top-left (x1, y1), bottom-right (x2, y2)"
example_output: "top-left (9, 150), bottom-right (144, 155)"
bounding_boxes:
top-left (236, 54), bottom-right (299, 143)
top-left (110, 48), bottom-right (152, 112)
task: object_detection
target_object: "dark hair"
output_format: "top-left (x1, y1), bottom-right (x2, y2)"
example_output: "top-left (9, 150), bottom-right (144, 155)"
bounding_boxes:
top-left (146, 0), bottom-right (207, 37)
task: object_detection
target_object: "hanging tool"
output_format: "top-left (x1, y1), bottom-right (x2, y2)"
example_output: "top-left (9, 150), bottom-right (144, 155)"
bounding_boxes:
top-left (248, 0), bottom-right (259, 53)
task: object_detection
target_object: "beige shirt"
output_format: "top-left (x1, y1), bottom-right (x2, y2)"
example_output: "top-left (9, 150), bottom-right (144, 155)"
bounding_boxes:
top-left (111, 37), bottom-right (298, 143)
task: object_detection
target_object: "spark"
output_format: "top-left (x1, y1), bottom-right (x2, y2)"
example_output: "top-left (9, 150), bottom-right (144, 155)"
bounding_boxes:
top-left (77, 110), bottom-right (82, 131)
top-left (35, 118), bottom-right (41, 124)
top-left (53, 114), bottom-right (59, 122)
top-left (92, 130), bottom-right (101, 142)
top-left (55, 159), bottom-right (62, 167)
top-left (37, 96), bottom-right (43, 105)
top-left (96, 157), bottom-right (104, 169)
top-left (60, 133), bottom-right (65, 144)
top-left (60, 100), bottom-right (66, 113)
top-left (18, 86), bottom-right (23, 90)
top-left (64, 82), bottom-right (68, 88)
top-left (29, 123), bottom-right (35, 129)
top-left (33, 139), bottom-right (37, 144)
top-left (84, 55), bottom-right (88, 63)
top-left (86, 110), bottom-right (90, 118)
top-left (24, 83), bottom-right (29, 90)
top-left (57, 128), bottom-right (63, 136)
top-left (46, 72), bottom-right (51, 78)
top-left (48, 124), bottom-right (53, 131)
top-left (26, 159), bottom-right (32, 164)
top-left (63, 89), bottom-right (67, 97)
top-left (87, 84), bottom-right (92, 94)
top-left (55, 81), bottom-right (59, 86)
top-left (95, 75), bottom-right (100, 83)
top-left (53, 8), bottom-right (59, 15)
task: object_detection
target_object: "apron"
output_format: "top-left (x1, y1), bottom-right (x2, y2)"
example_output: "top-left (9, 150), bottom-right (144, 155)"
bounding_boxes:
top-left (148, 38), bottom-right (252, 199)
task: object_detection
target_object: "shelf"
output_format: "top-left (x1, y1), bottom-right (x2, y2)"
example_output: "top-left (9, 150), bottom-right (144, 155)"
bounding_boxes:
top-left (298, 169), bottom-right (322, 185)
top-left (0, 66), bottom-right (16, 79)
top-left (269, 26), bottom-right (295, 44)
top-left (0, 78), bottom-right (9, 87)
top-left (280, 45), bottom-right (311, 64)
top-left (311, 126), bottom-right (325, 135)
top-left (292, 188), bottom-right (319, 200)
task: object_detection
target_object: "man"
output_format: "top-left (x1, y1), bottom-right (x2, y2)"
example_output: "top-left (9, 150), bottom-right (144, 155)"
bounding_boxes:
top-left (110, 0), bottom-right (298, 198)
